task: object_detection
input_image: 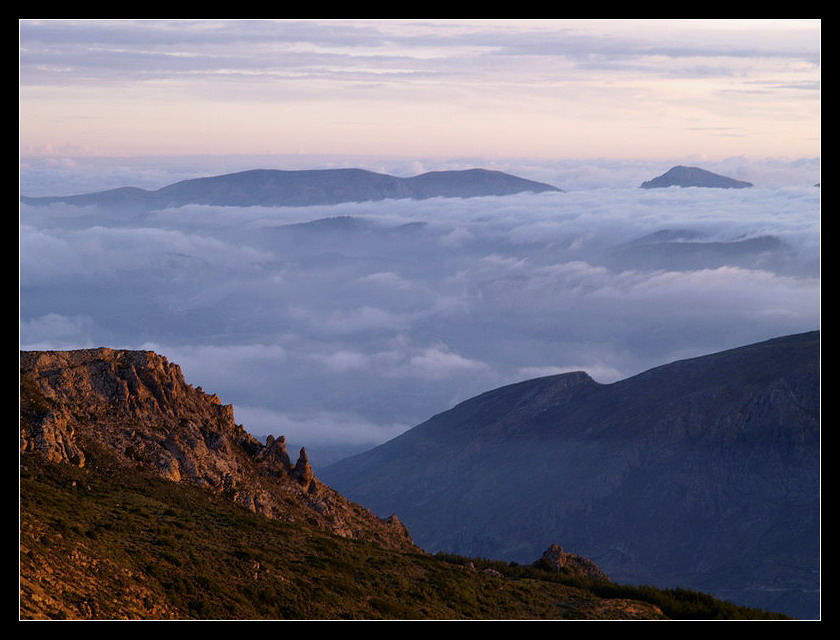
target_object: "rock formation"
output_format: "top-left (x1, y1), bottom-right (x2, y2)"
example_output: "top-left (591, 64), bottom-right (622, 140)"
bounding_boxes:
top-left (533, 545), bottom-right (609, 581)
top-left (19, 348), bottom-right (417, 553)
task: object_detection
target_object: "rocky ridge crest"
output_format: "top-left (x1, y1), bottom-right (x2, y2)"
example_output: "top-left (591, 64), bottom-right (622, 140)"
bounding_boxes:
top-left (19, 348), bottom-right (416, 553)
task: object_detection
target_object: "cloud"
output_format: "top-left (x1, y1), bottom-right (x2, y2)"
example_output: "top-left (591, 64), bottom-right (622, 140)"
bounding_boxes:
top-left (303, 340), bottom-right (490, 380)
top-left (20, 223), bottom-right (276, 286)
top-left (20, 157), bottom-right (820, 458)
top-left (232, 404), bottom-right (413, 451)
top-left (357, 271), bottom-right (422, 290)
top-left (291, 305), bottom-right (412, 336)
top-left (20, 20), bottom-right (819, 159)
top-left (20, 313), bottom-right (96, 349)
top-left (405, 345), bottom-right (491, 379)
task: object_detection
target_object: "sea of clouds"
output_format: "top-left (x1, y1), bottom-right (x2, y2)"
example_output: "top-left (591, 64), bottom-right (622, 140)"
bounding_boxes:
top-left (20, 155), bottom-right (820, 465)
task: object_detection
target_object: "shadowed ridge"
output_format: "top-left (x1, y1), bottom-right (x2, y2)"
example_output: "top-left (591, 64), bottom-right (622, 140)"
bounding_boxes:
top-left (320, 331), bottom-right (820, 619)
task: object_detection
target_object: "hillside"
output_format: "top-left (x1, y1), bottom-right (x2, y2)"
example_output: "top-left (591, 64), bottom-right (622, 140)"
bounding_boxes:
top-left (321, 332), bottom-right (821, 619)
top-left (20, 167), bottom-right (562, 210)
top-left (20, 348), bottom-right (415, 553)
top-left (19, 347), bottom-right (791, 620)
top-left (23, 451), bottom-right (793, 621)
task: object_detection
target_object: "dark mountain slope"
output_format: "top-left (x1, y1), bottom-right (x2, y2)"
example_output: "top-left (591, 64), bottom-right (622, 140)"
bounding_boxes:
top-left (20, 167), bottom-right (561, 210)
top-left (321, 331), bottom-right (820, 619)
top-left (640, 166), bottom-right (753, 189)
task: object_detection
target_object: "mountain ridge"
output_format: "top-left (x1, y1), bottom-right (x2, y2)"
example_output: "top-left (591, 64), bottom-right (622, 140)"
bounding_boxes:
top-left (20, 167), bottom-right (562, 210)
top-left (321, 331), bottom-right (821, 619)
top-left (19, 345), bottom-right (802, 620)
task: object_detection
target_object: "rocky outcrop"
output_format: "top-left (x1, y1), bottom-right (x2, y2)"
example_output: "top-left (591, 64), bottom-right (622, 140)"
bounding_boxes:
top-left (533, 545), bottom-right (609, 581)
top-left (292, 447), bottom-right (315, 491)
top-left (20, 348), bottom-right (417, 553)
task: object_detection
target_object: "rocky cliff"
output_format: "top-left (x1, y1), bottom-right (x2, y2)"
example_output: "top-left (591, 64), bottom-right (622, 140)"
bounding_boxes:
top-left (20, 348), bottom-right (415, 553)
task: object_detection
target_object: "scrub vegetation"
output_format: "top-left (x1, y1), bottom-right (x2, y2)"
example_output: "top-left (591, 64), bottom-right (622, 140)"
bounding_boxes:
top-left (20, 454), bottom-right (789, 621)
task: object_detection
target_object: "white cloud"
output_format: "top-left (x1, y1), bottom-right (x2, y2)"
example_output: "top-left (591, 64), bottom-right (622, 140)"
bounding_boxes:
top-left (20, 313), bottom-right (96, 349)
top-left (404, 345), bottom-right (491, 379)
top-left (308, 349), bottom-right (373, 373)
top-left (20, 157), bottom-right (820, 455)
top-left (304, 341), bottom-right (490, 380)
top-left (233, 405), bottom-right (412, 448)
top-left (290, 305), bottom-right (411, 335)
top-left (357, 271), bottom-right (421, 290)
top-left (21, 223), bottom-right (276, 285)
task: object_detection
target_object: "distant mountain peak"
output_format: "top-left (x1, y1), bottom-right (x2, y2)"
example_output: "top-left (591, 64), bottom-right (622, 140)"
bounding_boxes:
top-left (21, 167), bottom-right (562, 211)
top-left (640, 166), bottom-right (753, 189)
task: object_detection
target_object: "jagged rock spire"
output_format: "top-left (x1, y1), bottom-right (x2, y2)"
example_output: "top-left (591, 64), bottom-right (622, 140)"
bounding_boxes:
top-left (293, 447), bottom-right (314, 490)
top-left (263, 434), bottom-right (292, 469)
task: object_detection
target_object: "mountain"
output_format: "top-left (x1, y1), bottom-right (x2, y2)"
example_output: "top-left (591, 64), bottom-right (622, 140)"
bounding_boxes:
top-left (20, 348), bottom-right (416, 553)
top-left (604, 229), bottom-right (800, 275)
top-left (20, 168), bottom-right (562, 211)
top-left (320, 332), bottom-right (821, 619)
top-left (19, 347), bottom-right (791, 620)
top-left (640, 166), bottom-right (753, 189)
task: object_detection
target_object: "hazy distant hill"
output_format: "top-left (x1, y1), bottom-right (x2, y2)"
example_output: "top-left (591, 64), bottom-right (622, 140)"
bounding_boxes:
top-left (20, 168), bottom-right (562, 211)
top-left (603, 229), bottom-right (799, 274)
top-left (640, 166), bottom-right (753, 189)
top-left (321, 331), bottom-right (820, 619)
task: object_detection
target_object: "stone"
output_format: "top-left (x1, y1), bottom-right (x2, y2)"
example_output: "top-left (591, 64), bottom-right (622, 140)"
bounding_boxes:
top-left (533, 544), bottom-right (609, 581)
top-left (19, 348), bottom-right (419, 553)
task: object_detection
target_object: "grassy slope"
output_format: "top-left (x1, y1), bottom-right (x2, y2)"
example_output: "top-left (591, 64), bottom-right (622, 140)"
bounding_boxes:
top-left (19, 454), bottom-right (789, 621)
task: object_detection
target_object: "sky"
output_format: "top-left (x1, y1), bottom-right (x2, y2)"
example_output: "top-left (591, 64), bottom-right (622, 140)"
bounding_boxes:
top-left (19, 19), bottom-right (820, 160)
top-left (19, 19), bottom-right (820, 466)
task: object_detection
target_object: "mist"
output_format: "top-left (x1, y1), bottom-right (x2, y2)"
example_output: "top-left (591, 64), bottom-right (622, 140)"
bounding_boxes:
top-left (19, 155), bottom-right (820, 465)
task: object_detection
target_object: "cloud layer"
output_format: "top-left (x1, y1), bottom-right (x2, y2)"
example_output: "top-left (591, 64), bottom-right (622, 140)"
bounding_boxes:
top-left (20, 157), bottom-right (820, 465)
